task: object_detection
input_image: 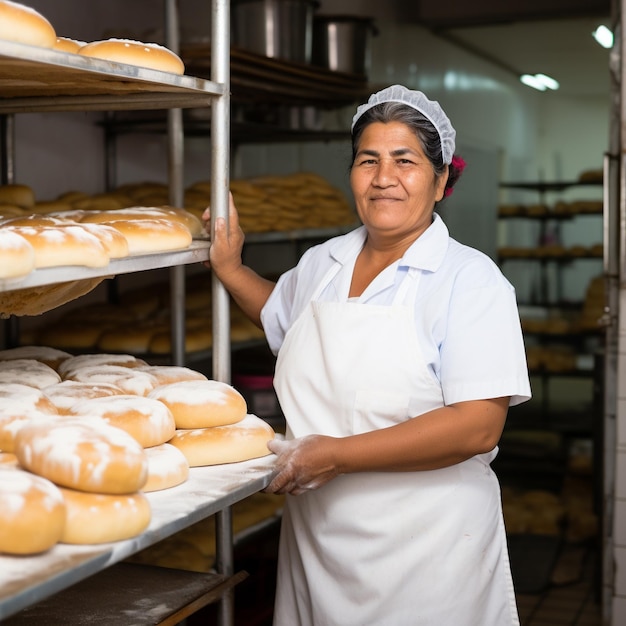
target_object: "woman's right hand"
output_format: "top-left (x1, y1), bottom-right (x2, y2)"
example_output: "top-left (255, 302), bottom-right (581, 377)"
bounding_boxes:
top-left (203, 191), bottom-right (245, 283)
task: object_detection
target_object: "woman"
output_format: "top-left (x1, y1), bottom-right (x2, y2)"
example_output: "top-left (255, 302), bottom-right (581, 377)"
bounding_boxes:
top-left (205, 84), bottom-right (531, 626)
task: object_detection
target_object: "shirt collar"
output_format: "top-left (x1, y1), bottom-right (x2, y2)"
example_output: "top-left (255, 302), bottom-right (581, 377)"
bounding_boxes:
top-left (329, 213), bottom-right (449, 272)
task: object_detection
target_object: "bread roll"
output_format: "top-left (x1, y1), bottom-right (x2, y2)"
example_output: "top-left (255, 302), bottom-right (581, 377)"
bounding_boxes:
top-left (69, 395), bottom-right (176, 448)
top-left (81, 206), bottom-right (203, 237)
top-left (169, 414), bottom-right (275, 467)
top-left (0, 229), bottom-right (35, 279)
top-left (148, 325), bottom-right (212, 355)
top-left (66, 364), bottom-right (159, 396)
top-left (0, 345), bottom-right (72, 370)
top-left (143, 442), bottom-right (189, 492)
top-left (0, 451), bottom-right (18, 467)
top-left (137, 364), bottom-right (208, 386)
top-left (0, 381), bottom-right (59, 413)
top-left (53, 36), bottom-right (85, 53)
top-left (0, 382), bottom-right (59, 452)
top-left (0, 412), bottom-right (50, 453)
top-left (148, 379), bottom-right (247, 429)
top-left (0, 1), bottom-right (56, 48)
top-left (97, 218), bottom-right (193, 254)
top-left (6, 224), bottom-right (110, 268)
top-left (30, 200), bottom-right (74, 215)
top-left (43, 380), bottom-right (124, 413)
top-left (0, 183), bottom-right (35, 209)
top-left (78, 38), bottom-right (184, 74)
top-left (35, 314), bottom-right (110, 348)
top-left (61, 222), bottom-right (130, 259)
top-left (0, 358), bottom-right (61, 388)
top-left (14, 419), bottom-right (148, 494)
top-left (96, 320), bottom-right (168, 354)
top-left (58, 353), bottom-right (148, 378)
top-left (0, 468), bottom-right (66, 554)
top-left (59, 486), bottom-right (150, 544)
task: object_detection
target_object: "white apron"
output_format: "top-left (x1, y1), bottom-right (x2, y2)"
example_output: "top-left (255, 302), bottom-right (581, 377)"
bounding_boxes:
top-left (272, 256), bottom-right (519, 626)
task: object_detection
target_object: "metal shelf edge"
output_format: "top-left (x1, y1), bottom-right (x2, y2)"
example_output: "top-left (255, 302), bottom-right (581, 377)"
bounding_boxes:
top-left (0, 240), bottom-right (210, 293)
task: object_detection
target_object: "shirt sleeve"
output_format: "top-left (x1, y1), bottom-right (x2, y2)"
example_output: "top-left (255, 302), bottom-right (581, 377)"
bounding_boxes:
top-left (260, 266), bottom-right (298, 355)
top-left (439, 266), bottom-right (531, 407)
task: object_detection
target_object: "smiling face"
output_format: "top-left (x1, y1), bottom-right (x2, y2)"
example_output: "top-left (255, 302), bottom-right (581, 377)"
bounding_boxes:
top-left (350, 121), bottom-right (448, 245)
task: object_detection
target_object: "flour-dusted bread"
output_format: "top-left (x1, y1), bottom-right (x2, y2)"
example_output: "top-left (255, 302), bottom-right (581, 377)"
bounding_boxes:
top-left (0, 229), bottom-right (35, 279)
top-left (149, 379), bottom-right (247, 429)
top-left (59, 486), bottom-right (151, 544)
top-left (14, 418), bottom-right (148, 494)
top-left (69, 395), bottom-right (176, 448)
top-left (43, 380), bottom-right (125, 414)
top-left (0, 468), bottom-right (66, 554)
top-left (168, 414), bottom-right (275, 467)
top-left (143, 442), bottom-right (189, 492)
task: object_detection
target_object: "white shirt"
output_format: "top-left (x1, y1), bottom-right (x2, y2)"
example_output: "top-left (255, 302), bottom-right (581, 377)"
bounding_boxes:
top-left (261, 213), bottom-right (531, 407)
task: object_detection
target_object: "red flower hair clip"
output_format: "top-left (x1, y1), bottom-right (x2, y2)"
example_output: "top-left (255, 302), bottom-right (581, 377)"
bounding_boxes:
top-left (443, 155), bottom-right (467, 197)
top-left (452, 155), bottom-right (467, 172)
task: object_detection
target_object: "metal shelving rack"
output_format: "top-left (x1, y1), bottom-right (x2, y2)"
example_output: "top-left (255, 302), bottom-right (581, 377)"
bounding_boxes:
top-left (0, 2), bottom-right (255, 625)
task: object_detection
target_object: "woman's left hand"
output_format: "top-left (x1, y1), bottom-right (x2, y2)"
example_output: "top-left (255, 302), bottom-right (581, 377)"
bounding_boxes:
top-left (265, 435), bottom-right (340, 496)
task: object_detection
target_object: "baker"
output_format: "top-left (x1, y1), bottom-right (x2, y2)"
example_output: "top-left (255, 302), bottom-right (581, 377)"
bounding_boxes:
top-left (204, 84), bottom-right (531, 626)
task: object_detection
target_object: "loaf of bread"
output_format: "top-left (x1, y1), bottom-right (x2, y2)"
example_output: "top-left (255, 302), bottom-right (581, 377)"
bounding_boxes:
top-left (42, 380), bottom-right (125, 413)
top-left (143, 442), bottom-right (189, 492)
top-left (168, 414), bottom-right (275, 467)
top-left (0, 184), bottom-right (35, 209)
top-left (0, 345), bottom-right (72, 370)
top-left (78, 38), bottom-right (185, 74)
top-left (148, 379), bottom-right (247, 429)
top-left (0, 229), bottom-right (35, 279)
top-left (65, 364), bottom-right (159, 396)
top-left (0, 1), bottom-right (56, 48)
top-left (68, 395), bottom-right (176, 448)
top-left (59, 486), bottom-right (151, 544)
top-left (14, 418), bottom-right (148, 494)
top-left (53, 36), bottom-right (85, 53)
top-left (5, 224), bottom-right (110, 268)
top-left (0, 358), bottom-right (61, 388)
top-left (0, 468), bottom-right (66, 554)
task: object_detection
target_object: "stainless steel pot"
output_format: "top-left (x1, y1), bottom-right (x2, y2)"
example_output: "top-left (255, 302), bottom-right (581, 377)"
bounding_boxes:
top-left (232, 0), bottom-right (318, 64)
top-left (312, 15), bottom-right (377, 77)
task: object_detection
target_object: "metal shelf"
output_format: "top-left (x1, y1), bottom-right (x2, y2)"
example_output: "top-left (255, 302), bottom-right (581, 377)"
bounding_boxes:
top-left (0, 40), bottom-right (221, 113)
top-left (0, 240), bottom-right (210, 293)
top-left (0, 455), bottom-right (275, 621)
top-left (499, 180), bottom-right (602, 192)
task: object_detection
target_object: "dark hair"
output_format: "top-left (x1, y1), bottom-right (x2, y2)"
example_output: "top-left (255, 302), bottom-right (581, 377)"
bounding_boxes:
top-left (350, 102), bottom-right (464, 199)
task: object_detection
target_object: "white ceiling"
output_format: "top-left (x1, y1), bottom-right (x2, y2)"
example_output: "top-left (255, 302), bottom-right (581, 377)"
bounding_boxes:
top-left (435, 16), bottom-right (613, 98)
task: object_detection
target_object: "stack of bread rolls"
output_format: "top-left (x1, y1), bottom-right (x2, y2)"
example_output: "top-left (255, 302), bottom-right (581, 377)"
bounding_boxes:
top-left (0, 198), bottom-right (201, 317)
top-left (0, 347), bottom-right (275, 554)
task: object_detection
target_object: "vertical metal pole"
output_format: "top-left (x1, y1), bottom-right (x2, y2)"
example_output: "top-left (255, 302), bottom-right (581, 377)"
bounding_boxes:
top-left (1, 114), bottom-right (20, 348)
top-left (165, 0), bottom-right (186, 367)
top-left (603, 0), bottom-right (622, 618)
top-left (211, 2), bottom-right (234, 626)
top-left (211, 1), bottom-right (232, 385)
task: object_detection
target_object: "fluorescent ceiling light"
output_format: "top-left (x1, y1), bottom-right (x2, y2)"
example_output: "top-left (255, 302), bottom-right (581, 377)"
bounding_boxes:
top-left (535, 74), bottom-right (559, 90)
top-left (520, 73), bottom-right (559, 91)
top-left (592, 25), bottom-right (613, 49)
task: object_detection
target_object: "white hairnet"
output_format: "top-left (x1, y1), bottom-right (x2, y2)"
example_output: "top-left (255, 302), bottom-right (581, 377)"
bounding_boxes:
top-left (351, 85), bottom-right (456, 164)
